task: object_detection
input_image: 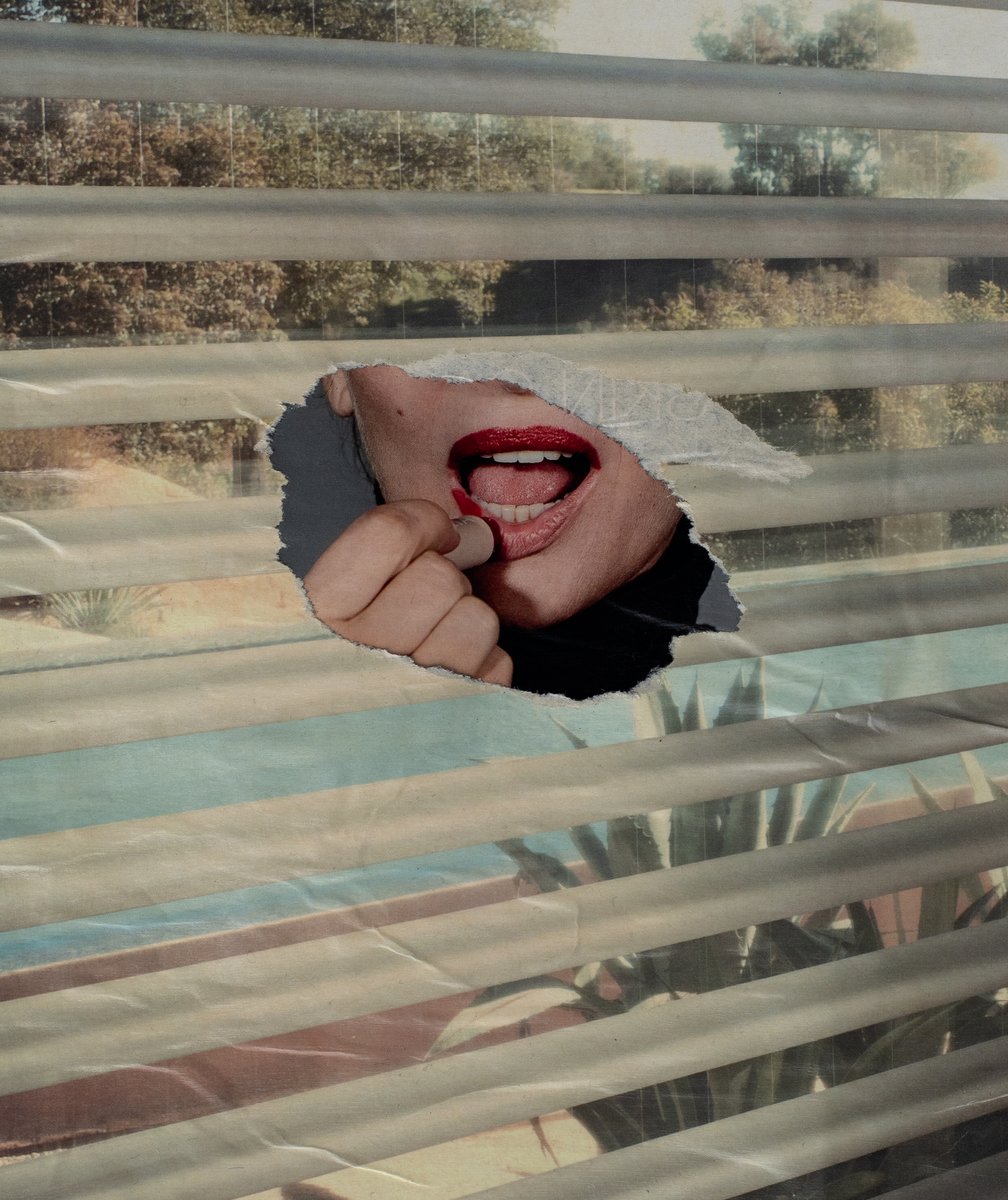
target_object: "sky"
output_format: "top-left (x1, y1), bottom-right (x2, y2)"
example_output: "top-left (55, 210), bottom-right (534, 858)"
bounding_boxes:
top-left (546, 0), bottom-right (1008, 197)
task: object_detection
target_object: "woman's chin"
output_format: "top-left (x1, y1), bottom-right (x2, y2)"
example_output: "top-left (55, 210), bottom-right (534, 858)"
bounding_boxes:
top-left (472, 560), bottom-right (596, 630)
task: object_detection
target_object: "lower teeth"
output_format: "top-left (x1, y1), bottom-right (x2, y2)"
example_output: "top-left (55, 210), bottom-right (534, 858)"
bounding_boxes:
top-left (472, 497), bottom-right (559, 523)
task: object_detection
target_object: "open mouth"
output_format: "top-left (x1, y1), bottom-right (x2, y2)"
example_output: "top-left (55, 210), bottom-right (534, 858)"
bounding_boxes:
top-left (449, 425), bottom-right (599, 562)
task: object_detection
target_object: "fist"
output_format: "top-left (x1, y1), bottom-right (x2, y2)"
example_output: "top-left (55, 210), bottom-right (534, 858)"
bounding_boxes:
top-left (304, 499), bottom-right (512, 687)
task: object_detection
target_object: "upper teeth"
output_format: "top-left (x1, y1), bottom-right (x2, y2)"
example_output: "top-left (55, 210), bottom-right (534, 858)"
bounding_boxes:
top-left (480, 450), bottom-right (572, 464)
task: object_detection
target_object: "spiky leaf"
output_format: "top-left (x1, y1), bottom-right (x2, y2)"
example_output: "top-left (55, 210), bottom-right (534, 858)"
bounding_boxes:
top-left (721, 789), bottom-right (769, 857)
top-left (767, 782), bottom-right (802, 847)
top-left (569, 824), bottom-right (613, 880)
top-left (427, 978), bottom-right (582, 1056)
top-left (496, 839), bottom-right (581, 892)
top-left (607, 816), bottom-right (664, 877)
top-left (794, 775), bottom-right (846, 842)
top-left (682, 677), bottom-right (708, 732)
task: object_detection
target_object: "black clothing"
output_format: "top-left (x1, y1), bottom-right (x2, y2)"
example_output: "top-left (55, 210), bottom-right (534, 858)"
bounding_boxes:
top-left (498, 518), bottom-right (721, 700)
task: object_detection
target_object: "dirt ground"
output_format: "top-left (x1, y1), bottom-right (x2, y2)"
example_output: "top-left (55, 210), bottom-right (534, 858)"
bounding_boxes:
top-left (0, 460), bottom-right (310, 656)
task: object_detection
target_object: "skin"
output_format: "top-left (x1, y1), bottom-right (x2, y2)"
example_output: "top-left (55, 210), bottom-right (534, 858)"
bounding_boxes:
top-left (303, 366), bottom-right (682, 687)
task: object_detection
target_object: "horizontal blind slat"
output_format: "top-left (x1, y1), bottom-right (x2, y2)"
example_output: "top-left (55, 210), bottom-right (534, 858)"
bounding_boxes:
top-left (0, 636), bottom-right (467, 758)
top-left (5, 323), bottom-right (1008, 431)
top-left (3, 801), bottom-right (1008, 1096)
top-left (872, 1150), bottom-right (1008, 1198)
top-left (5, 188), bottom-right (1008, 262)
top-left (0, 496), bottom-right (281, 596)
top-left (470, 1037), bottom-right (1008, 1200)
top-left (4, 324), bottom-right (1006, 431)
top-left (669, 442), bottom-right (1008, 532)
top-left (2, 549), bottom-right (1006, 757)
top-left (6, 681), bottom-right (1007, 928)
top-left (4, 444), bottom-right (1006, 596)
top-left (2, 23), bottom-right (1006, 133)
top-left (675, 558), bottom-right (1008, 666)
top-left (4, 923), bottom-right (1006, 1197)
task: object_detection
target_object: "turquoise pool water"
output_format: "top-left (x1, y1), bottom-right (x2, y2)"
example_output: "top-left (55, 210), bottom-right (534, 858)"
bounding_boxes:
top-left (3, 623), bottom-right (1006, 971)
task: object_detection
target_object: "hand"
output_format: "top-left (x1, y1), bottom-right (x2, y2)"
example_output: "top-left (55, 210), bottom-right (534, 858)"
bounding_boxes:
top-left (304, 499), bottom-right (513, 687)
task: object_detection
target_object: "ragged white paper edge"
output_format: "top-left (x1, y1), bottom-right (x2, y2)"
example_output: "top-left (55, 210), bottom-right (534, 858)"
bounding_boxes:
top-left (272, 349), bottom-right (809, 703)
top-left (324, 349), bottom-right (811, 484)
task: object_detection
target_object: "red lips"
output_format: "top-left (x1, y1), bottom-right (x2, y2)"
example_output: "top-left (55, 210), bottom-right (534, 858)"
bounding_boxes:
top-left (449, 426), bottom-right (600, 465)
top-left (449, 425), bottom-right (599, 562)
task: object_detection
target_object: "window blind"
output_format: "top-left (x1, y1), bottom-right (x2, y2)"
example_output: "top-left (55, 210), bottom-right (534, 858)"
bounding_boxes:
top-left (6, 187), bottom-right (1008, 261)
top-left (2, 443), bottom-right (1006, 596)
top-left (3, 324), bottom-right (1006, 430)
top-left (1, 6), bottom-right (1007, 1200)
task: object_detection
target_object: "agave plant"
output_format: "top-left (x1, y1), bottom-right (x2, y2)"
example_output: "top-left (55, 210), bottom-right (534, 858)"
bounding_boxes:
top-left (428, 662), bottom-right (1008, 1198)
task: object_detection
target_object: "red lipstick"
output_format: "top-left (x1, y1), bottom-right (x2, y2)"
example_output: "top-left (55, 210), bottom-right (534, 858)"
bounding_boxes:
top-left (450, 426), bottom-right (599, 465)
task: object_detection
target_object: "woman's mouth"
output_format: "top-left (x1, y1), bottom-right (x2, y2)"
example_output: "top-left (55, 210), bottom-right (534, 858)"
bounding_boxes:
top-left (449, 426), bottom-right (599, 562)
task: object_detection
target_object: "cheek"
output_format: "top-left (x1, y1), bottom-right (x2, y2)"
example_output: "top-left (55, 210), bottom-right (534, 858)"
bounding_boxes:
top-left (598, 460), bottom-right (681, 552)
top-left (360, 408), bottom-right (438, 497)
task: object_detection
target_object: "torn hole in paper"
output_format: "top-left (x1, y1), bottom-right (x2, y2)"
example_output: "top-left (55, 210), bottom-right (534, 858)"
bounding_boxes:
top-left (267, 351), bottom-right (807, 702)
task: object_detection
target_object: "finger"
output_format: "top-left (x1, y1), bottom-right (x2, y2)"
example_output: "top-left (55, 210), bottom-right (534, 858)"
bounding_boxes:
top-left (411, 594), bottom-right (502, 678)
top-left (475, 645), bottom-right (514, 688)
top-left (334, 550), bottom-right (471, 655)
top-left (305, 500), bottom-right (460, 625)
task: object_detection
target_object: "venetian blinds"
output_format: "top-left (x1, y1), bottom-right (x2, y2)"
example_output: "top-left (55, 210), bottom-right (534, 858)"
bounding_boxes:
top-left (1, 5), bottom-right (1008, 1200)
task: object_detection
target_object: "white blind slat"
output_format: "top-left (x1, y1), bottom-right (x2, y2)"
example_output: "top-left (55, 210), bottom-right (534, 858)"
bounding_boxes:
top-left (1, 23), bottom-right (1006, 133)
top-left (4, 924), bottom-right (1006, 1198)
top-left (0, 636), bottom-right (469, 759)
top-left (4, 444), bottom-right (1006, 597)
top-left (3, 324), bottom-right (1006, 431)
top-left (5, 188), bottom-right (1008, 263)
top-left (670, 442), bottom-right (1008, 533)
top-left (675, 558), bottom-right (1008, 666)
top-left (6, 682), bottom-right (1007, 929)
top-left (0, 495), bottom-right (281, 597)
top-left (3, 804), bottom-right (1006, 1095)
top-left (2, 548), bottom-right (1005, 757)
top-left (470, 1037), bottom-right (1008, 1200)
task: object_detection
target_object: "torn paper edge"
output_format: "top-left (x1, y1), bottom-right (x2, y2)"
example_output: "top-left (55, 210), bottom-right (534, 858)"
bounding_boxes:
top-left (266, 349), bottom-right (810, 707)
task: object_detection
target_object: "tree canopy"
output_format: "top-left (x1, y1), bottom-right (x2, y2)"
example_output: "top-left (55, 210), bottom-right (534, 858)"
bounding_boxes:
top-left (695, 0), bottom-right (994, 198)
top-left (0, 0), bottom-right (568, 344)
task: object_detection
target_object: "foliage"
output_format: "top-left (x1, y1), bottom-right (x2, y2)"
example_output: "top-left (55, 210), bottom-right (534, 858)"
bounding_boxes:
top-left (617, 265), bottom-right (1008, 563)
top-left (106, 417), bottom-right (259, 467)
top-left (0, 0), bottom-right (567, 343)
top-left (427, 664), bottom-right (1008, 1197)
top-left (695, 0), bottom-right (994, 200)
top-left (617, 264), bottom-right (1008, 461)
top-left (0, 2), bottom-right (577, 492)
top-left (0, 95), bottom-right (284, 345)
top-left (47, 585), bottom-right (162, 635)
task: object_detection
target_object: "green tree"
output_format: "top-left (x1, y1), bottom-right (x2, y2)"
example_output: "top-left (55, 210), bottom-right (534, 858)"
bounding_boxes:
top-left (0, 0), bottom-right (567, 341)
top-left (0, 1), bottom-right (570, 507)
top-left (0, 96), bottom-right (284, 345)
top-left (695, 0), bottom-right (994, 199)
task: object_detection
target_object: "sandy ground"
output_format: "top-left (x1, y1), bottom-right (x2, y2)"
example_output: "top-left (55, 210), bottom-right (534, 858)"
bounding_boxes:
top-left (1, 1113), bottom-right (598, 1193)
top-left (237, 1114), bottom-right (595, 1200)
top-left (0, 460), bottom-right (310, 656)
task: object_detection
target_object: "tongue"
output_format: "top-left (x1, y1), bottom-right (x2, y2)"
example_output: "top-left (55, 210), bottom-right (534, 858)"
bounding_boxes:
top-left (467, 461), bottom-right (575, 506)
